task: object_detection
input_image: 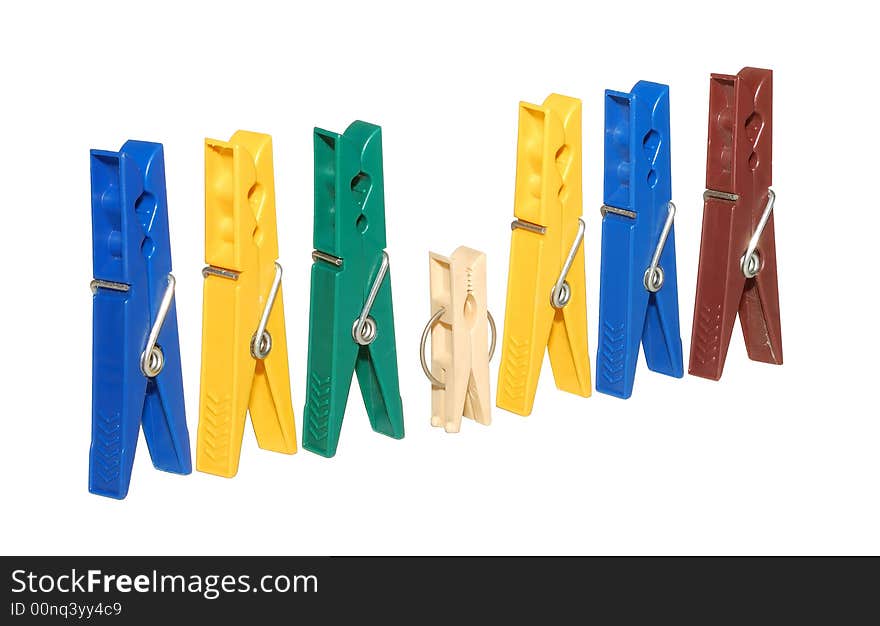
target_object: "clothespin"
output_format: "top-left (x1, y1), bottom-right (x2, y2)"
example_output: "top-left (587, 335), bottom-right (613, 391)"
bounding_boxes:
top-left (496, 94), bottom-right (591, 416)
top-left (420, 247), bottom-right (496, 432)
top-left (196, 131), bottom-right (297, 477)
top-left (302, 121), bottom-right (404, 457)
top-left (689, 68), bottom-right (782, 379)
top-left (89, 140), bottom-right (191, 499)
top-left (596, 81), bottom-right (684, 399)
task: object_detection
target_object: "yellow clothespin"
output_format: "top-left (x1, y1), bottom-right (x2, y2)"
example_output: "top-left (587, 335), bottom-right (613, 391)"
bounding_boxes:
top-left (197, 131), bottom-right (297, 477)
top-left (496, 94), bottom-right (592, 416)
top-left (420, 247), bottom-right (496, 432)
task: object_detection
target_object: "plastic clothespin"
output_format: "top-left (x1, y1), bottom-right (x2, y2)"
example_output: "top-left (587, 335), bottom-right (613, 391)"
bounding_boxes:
top-left (689, 68), bottom-right (782, 380)
top-left (196, 131), bottom-right (297, 478)
top-left (496, 94), bottom-right (592, 416)
top-left (89, 140), bottom-right (191, 499)
top-left (302, 121), bottom-right (404, 457)
top-left (420, 247), bottom-right (496, 432)
top-left (596, 81), bottom-right (684, 399)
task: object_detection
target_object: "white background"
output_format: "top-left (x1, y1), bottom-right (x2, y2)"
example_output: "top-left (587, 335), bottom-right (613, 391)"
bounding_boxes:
top-left (0, 1), bottom-right (876, 556)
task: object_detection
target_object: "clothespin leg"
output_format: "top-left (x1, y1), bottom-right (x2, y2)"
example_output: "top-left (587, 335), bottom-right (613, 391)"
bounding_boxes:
top-left (496, 229), bottom-right (554, 415)
top-left (452, 326), bottom-right (489, 431)
top-left (459, 391), bottom-right (474, 429)
top-left (461, 367), bottom-right (491, 428)
top-left (429, 312), bottom-right (451, 430)
top-left (688, 198), bottom-right (747, 380)
top-left (642, 226), bottom-right (684, 378)
top-left (89, 290), bottom-right (145, 499)
top-left (197, 275), bottom-right (258, 477)
top-left (354, 267), bottom-right (404, 440)
top-left (461, 325), bottom-right (491, 428)
top-left (737, 208), bottom-right (783, 365)
top-left (596, 217), bottom-right (648, 399)
top-left (248, 284), bottom-right (297, 454)
top-left (302, 265), bottom-right (358, 458)
top-left (141, 299), bottom-right (192, 474)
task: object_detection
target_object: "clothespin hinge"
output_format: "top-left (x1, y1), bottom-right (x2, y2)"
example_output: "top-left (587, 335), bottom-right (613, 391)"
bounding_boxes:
top-left (250, 262), bottom-right (283, 360)
top-left (702, 188), bottom-right (776, 279)
top-left (510, 219), bottom-right (547, 235)
top-left (90, 279), bottom-right (130, 294)
top-left (202, 266), bottom-right (240, 280)
top-left (312, 250), bottom-right (343, 267)
top-left (550, 218), bottom-right (586, 309)
top-left (702, 189), bottom-right (739, 202)
top-left (140, 274), bottom-right (177, 377)
top-left (740, 189), bottom-right (776, 279)
top-left (352, 251), bottom-right (390, 346)
top-left (600, 205), bottom-right (637, 219)
top-left (644, 203), bottom-right (676, 293)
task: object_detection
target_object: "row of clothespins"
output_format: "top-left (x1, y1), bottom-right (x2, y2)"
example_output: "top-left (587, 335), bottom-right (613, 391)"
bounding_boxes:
top-left (90, 67), bottom-right (781, 499)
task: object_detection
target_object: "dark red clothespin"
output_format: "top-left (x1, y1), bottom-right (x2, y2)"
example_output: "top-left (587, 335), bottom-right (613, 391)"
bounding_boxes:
top-left (689, 67), bottom-right (782, 380)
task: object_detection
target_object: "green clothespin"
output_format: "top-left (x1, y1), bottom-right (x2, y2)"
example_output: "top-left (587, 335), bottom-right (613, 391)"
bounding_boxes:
top-left (302, 121), bottom-right (405, 457)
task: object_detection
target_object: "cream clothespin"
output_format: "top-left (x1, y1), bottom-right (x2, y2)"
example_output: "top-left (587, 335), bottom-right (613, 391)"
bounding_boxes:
top-left (420, 247), bottom-right (495, 433)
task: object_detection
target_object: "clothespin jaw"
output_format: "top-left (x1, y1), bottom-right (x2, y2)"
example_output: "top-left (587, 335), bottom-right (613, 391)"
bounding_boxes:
top-left (313, 122), bottom-right (388, 260)
top-left (89, 140), bottom-right (191, 499)
top-left (596, 81), bottom-right (683, 399)
top-left (423, 247), bottom-right (493, 433)
top-left (303, 121), bottom-right (404, 457)
top-left (689, 68), bottom-right (781, 380)
top-left (496, 94), bottom-right (591, 416)
top-left (197, 131), bottom-right (296, 478)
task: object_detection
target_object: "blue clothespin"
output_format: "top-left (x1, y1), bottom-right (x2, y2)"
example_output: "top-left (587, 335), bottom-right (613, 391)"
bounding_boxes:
top-left (89, 140), bottom-right (191, 499)
top-left (596, 81), bottom-right (684, 399)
